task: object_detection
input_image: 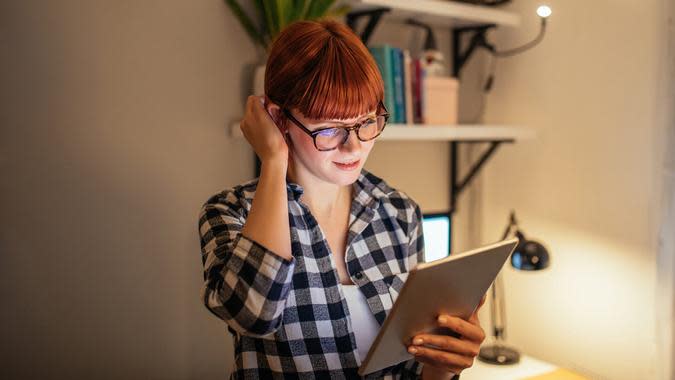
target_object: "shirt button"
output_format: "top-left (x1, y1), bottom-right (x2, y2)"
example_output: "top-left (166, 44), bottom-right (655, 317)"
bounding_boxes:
top-left (354, 272), bottom-right (363, 280)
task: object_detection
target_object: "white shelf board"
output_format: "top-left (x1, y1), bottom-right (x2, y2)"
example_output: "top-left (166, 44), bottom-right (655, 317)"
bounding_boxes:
top-left (349, 0), bottom-right (521, 28)
top-left (229, 122), bottom-right (535, 142)
top-left (380, 124), bottom-right (534, 141)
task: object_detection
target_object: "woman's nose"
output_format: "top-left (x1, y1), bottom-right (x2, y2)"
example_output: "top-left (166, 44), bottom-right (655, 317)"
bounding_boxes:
top-left (340, 130), bottom-right (361, 152)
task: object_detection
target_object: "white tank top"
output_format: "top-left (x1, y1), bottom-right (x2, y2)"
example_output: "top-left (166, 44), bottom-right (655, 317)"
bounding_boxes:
top-left (342, 284), bottom-right (381, 362)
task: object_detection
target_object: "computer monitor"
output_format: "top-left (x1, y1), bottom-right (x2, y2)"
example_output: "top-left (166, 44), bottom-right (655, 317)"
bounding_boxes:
top-left (422, 213), bottom-right (451, 262)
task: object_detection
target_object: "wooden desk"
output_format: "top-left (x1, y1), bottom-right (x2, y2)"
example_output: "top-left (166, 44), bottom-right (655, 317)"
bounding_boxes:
top-left (460, 354), bottom-right (588, 380)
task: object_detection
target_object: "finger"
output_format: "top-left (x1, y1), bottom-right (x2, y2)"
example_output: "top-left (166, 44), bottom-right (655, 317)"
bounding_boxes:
top-left (409, 345), bottom-right (474, 372)
top-left (246, 95), bottom-right (260, 114)
top-left (254, 97), bottom-right (268, 121)
top-left (418, 360), bottom-right (462, 379)
top-left (468, 303), bottom-right (484, 324)
top-left (468, 311), bottom-right (481, 326)
top-left (411, 334), bottom-right (479, 357)
top-left (260, 103), bottom-right (281, 129)
top-left (239, 120), bottom-right (249, 139)
top-left (438, 315), bottom-right (486, 343)
top-left (478, 294), bottom-right (487, 308)
top-left (469, 310), bottom-right (480, 324)
top-left (414, 358), bottom-right (461, 377)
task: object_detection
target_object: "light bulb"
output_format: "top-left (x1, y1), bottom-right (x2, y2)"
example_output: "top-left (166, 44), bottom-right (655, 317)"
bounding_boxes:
top-left (536, 5), bottom-right (552, 18)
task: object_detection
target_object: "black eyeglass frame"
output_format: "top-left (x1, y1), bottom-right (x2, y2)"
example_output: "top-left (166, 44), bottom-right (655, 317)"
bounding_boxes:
top-left (282, 101), bottom-right (390, 151)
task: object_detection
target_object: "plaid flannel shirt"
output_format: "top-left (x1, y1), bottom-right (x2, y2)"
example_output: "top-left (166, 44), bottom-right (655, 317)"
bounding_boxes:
top-left (198, 169), bottom-right (425, 379)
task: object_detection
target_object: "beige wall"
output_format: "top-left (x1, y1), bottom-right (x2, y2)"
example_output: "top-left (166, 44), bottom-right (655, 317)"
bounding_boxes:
top-left (2, 1), bottom-right (253, 378)
top-left (2, 0), bottom-right (671, 379)
top-left (657, 0), bottom-right (675, 375)
top-left (474, 0), bottom-right (671, 379)
top-left (655, 1), bottom-right (674, 377)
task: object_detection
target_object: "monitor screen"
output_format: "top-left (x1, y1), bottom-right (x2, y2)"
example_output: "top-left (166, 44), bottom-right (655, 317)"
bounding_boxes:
top-left (422, 213), bottom-right (451, 262)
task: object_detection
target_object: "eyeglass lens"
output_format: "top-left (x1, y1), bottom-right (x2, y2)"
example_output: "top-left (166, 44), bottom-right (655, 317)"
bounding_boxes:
top-left (315, 115), bottom-right (387, 150)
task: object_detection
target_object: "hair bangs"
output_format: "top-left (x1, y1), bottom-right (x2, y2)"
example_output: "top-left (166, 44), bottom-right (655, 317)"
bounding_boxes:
top-left (266, 19), bottom-right (384, 122)
top-left (293, 37), bottom-right (384, 121)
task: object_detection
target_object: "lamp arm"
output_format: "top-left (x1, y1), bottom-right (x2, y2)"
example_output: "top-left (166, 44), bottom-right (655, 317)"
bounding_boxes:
top-left (493, 18), bottom-right (547, 58)
top-left (501, 213), bottom-right (515, 240)
top-left (488, 275), bottom-right (498, 341)
top-left (488, 213), bottom-right (516, 343)
top-left (488, 272), bottom-right (508, 344)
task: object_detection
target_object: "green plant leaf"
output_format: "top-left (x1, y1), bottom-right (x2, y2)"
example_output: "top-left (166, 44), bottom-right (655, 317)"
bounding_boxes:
top-left (263, 0), bottom-right (280, 40)
top-left (289, 0), bottom-right (310, 23)
top-left (224, 0), bottom-right (265, 47)
top-left (275, 0), bottom-right (290, 30)
top-left (325, 4), bottom-right (352, 18)
top-left (305, 0), bottom-right (337, 20)
top-left (224, 0), bottom-right (351, 49)
top-left (251, 0), bottom-right (271, 47)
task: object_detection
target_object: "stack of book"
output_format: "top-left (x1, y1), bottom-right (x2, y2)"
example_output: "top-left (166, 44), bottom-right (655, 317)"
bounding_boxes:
top-left (369, 44), bottom-right (459, 126)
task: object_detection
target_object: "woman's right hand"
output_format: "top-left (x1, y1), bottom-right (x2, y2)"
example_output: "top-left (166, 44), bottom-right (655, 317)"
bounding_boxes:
top-left (240, 95), bottom-right (290, 167)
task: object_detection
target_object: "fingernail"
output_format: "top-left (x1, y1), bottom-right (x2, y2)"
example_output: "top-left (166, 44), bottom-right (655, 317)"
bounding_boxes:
top-left (408, 346), bottom-right (418, 354)
top-left (438, 316), bottom-right (447, 324)
top-left (413, 338), bottom-right (423, 345)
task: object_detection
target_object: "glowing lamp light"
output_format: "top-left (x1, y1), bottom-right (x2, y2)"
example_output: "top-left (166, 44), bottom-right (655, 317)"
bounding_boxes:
top-left (537, 5), bottom-right (552, 18)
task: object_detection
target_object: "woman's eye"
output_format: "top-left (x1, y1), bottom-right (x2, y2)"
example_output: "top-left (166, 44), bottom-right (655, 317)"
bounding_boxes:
top-left (317, 128), bottom-right (340, 137)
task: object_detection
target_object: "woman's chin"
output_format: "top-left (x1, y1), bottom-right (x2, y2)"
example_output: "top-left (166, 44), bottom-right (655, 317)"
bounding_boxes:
top-left (327, 166), bottom-right (362, 186)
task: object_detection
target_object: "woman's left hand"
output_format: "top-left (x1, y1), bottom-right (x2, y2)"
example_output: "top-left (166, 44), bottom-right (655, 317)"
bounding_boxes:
top-left (409, 295), bottom-right (487, 379)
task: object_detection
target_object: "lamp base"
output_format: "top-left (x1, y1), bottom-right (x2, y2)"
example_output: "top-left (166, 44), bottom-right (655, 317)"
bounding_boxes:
top-left (477, 345), bottom-right (521, 365)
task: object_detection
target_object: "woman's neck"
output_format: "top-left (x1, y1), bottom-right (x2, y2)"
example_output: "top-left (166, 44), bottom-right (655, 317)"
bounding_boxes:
top-left (287, 168), bottom-right (352, 219)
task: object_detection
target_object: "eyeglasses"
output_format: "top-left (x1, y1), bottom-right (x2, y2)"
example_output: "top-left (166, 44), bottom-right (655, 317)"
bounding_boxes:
top-left (282, 101), bottom-right (390, 151)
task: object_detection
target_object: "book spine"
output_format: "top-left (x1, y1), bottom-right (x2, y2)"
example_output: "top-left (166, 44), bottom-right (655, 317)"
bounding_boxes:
top-left (391, 47), bottom-right (404, 124)
top-left (403, 50), bottom-right (413, 125)
top-left (368, 45), bottom-right (396, 123)
top-left (420, 64), bottom-right (427, 124)
top-left (413, 59), bottom-right (425, 124)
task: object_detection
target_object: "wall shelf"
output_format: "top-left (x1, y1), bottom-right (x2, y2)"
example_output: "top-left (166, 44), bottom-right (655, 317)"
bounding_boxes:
top-left (380, 125), bottom-right (534, 142)
top-left (229, 123), bottom-right (534, 143)
top-left (349, 0), bottom-right (521, 28)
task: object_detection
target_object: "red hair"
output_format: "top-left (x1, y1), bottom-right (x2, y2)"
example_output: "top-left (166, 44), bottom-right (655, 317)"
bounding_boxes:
top-left (264, 19), bottom-right (384, 121)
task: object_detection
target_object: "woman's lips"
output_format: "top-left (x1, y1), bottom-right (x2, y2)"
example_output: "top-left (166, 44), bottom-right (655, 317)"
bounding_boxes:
top-left (333, 159), bottom-right (360, 171)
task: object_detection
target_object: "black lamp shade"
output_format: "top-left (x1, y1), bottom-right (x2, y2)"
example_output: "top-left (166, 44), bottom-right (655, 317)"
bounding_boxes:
top-left (511, 231), bottom-right (550, 271)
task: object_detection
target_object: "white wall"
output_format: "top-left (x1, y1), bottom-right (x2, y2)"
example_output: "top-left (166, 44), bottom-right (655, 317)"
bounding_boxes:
top-left (474, 0), bottom-right (672, 379)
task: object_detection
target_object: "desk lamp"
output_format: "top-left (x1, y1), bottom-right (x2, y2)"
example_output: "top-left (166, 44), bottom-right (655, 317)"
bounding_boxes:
top-left (478, 211), bottom-right (550, 365)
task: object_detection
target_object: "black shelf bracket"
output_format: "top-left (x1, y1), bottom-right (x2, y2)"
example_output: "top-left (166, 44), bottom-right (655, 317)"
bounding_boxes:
top-left (452, 24), bottom-right (497, 77)
top-left (346, 7), bottom-right (391, 45)
top-left (449, 139), bottom-right (513, 214)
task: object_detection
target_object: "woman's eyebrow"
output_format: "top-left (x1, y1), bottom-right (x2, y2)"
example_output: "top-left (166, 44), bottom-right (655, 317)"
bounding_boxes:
top-left (319, 112), bottom-right (377, 125)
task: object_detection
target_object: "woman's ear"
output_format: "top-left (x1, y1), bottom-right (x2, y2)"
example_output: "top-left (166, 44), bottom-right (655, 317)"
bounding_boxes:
top-left (264, 96), bottom-right (287, 133)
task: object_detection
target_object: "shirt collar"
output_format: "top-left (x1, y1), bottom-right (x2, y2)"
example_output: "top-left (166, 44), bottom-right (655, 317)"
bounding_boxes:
top-left (285, 181), bottom-right (304, 199)
top-left (285, 169), bottom-right (392, 209)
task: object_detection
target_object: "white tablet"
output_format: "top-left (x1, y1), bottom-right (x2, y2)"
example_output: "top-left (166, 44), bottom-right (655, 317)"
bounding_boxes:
top-left (358, 238), bottom-right (519, 376)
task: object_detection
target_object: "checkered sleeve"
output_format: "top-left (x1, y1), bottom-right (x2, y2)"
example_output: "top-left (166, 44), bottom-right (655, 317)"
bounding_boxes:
top-left (407, 202), bottom-right (425, 269)
top-left (198, 195), bottom-right (295, 338)
top-left (403, 201), bottom-right (426, 378)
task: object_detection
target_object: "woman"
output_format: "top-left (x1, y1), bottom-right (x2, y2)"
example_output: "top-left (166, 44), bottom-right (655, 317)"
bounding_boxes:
top-left (198, 19), bottom-right (486, 379)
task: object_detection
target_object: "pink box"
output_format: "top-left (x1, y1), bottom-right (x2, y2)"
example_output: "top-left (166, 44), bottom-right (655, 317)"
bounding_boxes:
top-left (423, 76), bottom-right (459, 125)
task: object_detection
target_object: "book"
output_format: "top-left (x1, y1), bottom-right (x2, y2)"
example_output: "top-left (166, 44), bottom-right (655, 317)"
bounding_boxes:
top-left (369, 45), bottom-right (396, 123)
top-left (422, 76), bottom-right (459, 125)
top-left (391, 47), bottom-right (405, 124)
top-left (412, 59), bottom-right (425, 124)
top-left (403, 50), bottom-right (413, 125)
